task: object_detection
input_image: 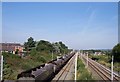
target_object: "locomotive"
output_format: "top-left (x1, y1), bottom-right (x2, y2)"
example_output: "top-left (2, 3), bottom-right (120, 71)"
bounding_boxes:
top-left (17, 52), bottom-right (75, 81)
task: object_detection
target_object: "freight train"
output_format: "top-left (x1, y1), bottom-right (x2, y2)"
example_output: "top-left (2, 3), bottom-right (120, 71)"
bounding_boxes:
top-left (17, 52), bottom-right (75, 82)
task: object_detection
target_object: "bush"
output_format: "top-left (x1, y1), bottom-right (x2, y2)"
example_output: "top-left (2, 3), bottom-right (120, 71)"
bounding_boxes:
top-left (3, 65), bottom-right (13, 80)
top-left (37, 56), bottom-right (46, 63)
top-left (30, 48), bottom-right (37, 56)
top-left (2, 51), bottom-right (57, 80)
top-left (21, 63), bottom-right (32, 70)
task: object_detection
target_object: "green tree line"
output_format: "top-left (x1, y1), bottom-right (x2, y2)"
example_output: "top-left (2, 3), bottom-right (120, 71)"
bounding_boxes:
top-left (81, 43), bottom-right (120, 63)
top-left (24, 37), bottom-right (69, 56)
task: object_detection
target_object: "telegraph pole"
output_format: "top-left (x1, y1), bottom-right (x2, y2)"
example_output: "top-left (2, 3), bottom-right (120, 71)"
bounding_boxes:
top-left (111, 55), bottom-right (113, 81)
top-left (75, 52), bottom-right (78, 82)
top-left (52, 51), bottom-right (53, 60)
top-left (86, 52), bottom-right (88, 68)
top-left (1, 55), bottom-right (3, 81)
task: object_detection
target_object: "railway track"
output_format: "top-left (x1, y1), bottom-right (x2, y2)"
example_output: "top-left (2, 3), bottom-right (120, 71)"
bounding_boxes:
top-left (52, 54), bottom-right (75, 81)
top-left (82, 55), bottom-right (120, 81)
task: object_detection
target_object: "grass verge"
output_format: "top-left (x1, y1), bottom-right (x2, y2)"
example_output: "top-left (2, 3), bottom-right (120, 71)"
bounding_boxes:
top-left (77, 58), bottom-right (94, 80)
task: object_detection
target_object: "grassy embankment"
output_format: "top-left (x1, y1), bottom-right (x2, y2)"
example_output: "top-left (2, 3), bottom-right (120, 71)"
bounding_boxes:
top-left (77, 57), bottom-right (94, 80)
top-left (2, 52), bottom-right (58, 80)
top-left (89, 54), bottom-right (120, 74)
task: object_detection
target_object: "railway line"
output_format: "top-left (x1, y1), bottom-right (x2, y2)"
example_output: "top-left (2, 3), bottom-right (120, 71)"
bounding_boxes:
top-left (52, 53), bottom-right (75, 81)
top-left (82, 54), bottom-right (120, 81)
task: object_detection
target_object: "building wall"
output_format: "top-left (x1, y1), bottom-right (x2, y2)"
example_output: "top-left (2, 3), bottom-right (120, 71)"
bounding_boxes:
top-left (15, 46), bottom-right (23, 52)
top-left (0, 43), bottom-right (24, 54)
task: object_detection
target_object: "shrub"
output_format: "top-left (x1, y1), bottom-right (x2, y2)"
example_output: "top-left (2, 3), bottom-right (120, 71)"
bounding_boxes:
top-left (38, 56), bottom-right (46, 63)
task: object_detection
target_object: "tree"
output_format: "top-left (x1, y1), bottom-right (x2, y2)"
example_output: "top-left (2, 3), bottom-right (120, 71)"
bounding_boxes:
top-left (58, 41), bottom-right (68, 54)
top-left (15, 49), bottom-right (19, 54)
top-left (27, 37), bottom-right (36, 48)
top-left (24, 37), bottom-right (36, 51)
top-left (52, 43), bottom-right (60, 53)
top-left (36, 40), bottom-right (54, 53)
top-left (112, 43), bottom-right (120, 62)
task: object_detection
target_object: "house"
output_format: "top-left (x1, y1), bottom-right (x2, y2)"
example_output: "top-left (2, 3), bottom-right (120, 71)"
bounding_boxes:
top-left (0, 43), bottom-right (24, 55)
top-left (94, 52), bottom-right (102, 55)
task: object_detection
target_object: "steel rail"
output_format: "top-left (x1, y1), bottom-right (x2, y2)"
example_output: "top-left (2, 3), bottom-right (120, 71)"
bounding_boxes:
top-left (52, 54), bottom-right (75, 82)
top-left (82, 55), bottom-right (120, 81)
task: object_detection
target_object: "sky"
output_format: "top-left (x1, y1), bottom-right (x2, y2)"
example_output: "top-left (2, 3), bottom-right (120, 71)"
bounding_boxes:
top-left (2, 2), bottom-right (118, 49)
top-left (1, 0), bottom-right (120, 2)
top-left (0, 2), bottom-right (2, 43)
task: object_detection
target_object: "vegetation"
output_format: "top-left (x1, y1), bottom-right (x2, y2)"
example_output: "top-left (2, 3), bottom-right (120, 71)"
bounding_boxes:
top-left (81, 43), bottom-right (120, 75)
top-left (54, 41), bottom-right (69, 54)
top-left (81, 49), bottom-right (102, 54)
top-left (82, 43), bottom-right (120, 63)
top-left (77, 58), bottom-right (94, 80)
top-left (112, 43), bottom-right (120, 62)
top-left (81, 49), bottom-right (111, 55)
top-left (36, 40), bottom-right (54, 53)
top-left (89, 53), bottom-right (120, 75)
top-left (3, 37), bottom-right (70, 80)
top-left (89, 55), bottom-right (111, 68)
top-left (24, 37), bottom-right (36, 51)
top-left (2, 52), bottom-right (58, 80)
top-left (24, 37), bottom-right (69, 56)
